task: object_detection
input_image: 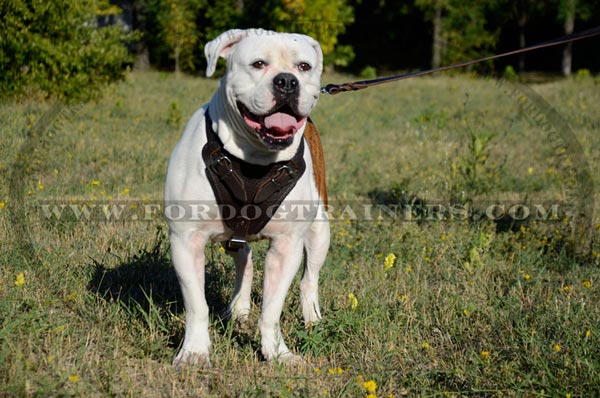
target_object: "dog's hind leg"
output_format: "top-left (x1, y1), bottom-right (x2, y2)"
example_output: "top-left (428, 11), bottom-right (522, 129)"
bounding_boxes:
top-left (300, 219), bottom-right (330, 324)
top-left (226, 244), bottom-right (253, 321)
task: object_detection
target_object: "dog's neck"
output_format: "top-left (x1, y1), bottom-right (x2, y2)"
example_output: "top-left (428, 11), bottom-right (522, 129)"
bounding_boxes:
top-left (207, 84), bottom-right (305, 166)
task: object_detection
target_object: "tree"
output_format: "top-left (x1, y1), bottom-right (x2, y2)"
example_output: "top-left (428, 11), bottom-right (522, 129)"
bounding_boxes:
top-left (557, 0), bottom-right (592, 76)
top-left (512, 0), bottom-right (546, 71)
top-left (156, 0), bottom-right (198, 75)
top-left (415, 0), bottom-right (447, 68)
top-left (416, 0), bottom-right (502, 69)
top-left (0, 0), bottom-right (135, 101)
top-left (243, 0), bottom-right (354, 69)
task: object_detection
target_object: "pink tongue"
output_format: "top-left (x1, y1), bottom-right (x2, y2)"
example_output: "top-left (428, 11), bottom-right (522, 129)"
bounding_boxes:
top-left (263, 112), bottom-right (302, 134)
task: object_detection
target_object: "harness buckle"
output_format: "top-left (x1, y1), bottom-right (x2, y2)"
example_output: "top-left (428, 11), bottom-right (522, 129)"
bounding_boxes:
top-left (210, 155), bottom-right (234, 178)
top-left (272, 165), bottom-right (294, 187)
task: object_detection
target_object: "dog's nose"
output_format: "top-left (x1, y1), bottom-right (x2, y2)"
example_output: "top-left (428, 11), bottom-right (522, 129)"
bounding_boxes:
top-left (273, 73), bottom-right (299, 94)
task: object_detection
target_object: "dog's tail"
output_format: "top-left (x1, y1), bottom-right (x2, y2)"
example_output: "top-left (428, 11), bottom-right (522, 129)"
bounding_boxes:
top-left (304, 119), bottom-right (328, 206)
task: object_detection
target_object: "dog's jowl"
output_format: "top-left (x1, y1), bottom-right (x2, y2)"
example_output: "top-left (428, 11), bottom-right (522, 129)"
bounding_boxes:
top-left (164, 29), bottom-right (330, 367)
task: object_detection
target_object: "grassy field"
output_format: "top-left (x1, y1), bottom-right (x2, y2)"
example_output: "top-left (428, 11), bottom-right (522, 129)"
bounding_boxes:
top-left (1, 70), bottom-right (600, 397)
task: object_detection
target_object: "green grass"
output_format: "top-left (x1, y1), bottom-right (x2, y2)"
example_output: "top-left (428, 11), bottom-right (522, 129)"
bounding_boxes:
top-left (1, 70), bottom-right (600, 397)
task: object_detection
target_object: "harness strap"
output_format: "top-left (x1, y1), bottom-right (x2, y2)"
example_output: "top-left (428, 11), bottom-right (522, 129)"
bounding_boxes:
top-left (202, 109), bottom-right (306, 251)
top-left (206, 147), bottom-right (247, 203)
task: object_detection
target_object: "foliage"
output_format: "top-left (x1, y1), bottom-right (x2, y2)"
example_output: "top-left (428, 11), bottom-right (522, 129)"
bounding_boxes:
top-left (359, 66), bottom-right (378, 79)
top-left (143, 0), bottom-right (346, 73)
top-left (269, 0), bottom-right (354, 56)
top-left (155, 0), bottom-right (198, 74)
top-left (0, 0), bottom-right (135, 101)
top-left (450, 122), bottom-right (500, 197)
top-left (503, 65), bottom-right (519, 81)
top-left (415, 0), bottom-right (503, 67)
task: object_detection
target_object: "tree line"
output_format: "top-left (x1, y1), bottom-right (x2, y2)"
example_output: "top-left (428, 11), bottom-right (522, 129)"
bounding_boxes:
top-left (1, 0), bottom-right (599, 100)
top-left (132, 0), bottom-right (600, 76)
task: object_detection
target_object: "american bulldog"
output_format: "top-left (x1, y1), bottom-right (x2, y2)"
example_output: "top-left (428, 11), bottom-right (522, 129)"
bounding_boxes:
top-left (164, 29), bottom-right (330, 367)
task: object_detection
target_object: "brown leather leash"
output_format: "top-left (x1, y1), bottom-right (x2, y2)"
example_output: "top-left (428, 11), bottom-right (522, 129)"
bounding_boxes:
top-left (321, 26), bottom-right (600, 95)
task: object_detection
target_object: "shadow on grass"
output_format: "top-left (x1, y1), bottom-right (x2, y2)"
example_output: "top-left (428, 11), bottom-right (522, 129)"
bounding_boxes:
top-left (87, 230), bottom-right (256, 351)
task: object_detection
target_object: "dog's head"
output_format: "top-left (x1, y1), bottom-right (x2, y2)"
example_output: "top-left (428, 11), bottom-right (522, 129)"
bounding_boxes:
top-left (205, 29), bottom-right (323, 151)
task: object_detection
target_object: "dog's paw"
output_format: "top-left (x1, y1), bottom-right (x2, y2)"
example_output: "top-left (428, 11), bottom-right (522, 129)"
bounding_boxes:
top-left (276, 352), bottom-right (305, 366)
top-left (301, 300), bottom-right (322, 324)
top-left (173, 349), bottom-right (212, 369)
top-left (266, 351), bottom-right (305, 366)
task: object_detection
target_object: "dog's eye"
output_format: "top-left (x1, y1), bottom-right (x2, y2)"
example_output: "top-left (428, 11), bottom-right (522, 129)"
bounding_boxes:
top-left (251, 60), bottom-right (267, 69)
top-left (298, 62), bottom-right (312, 72)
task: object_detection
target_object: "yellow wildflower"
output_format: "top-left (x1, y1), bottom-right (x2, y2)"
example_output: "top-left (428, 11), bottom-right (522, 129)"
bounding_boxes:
top-left (553, 344), bottom-right (562, 353)
top-left (91, 180), bottom-right (100, 186)
top-left (480, 350), bottom-right (490, 358)
top-left (384, 253), bottom-right (396, 271)
top-left (69, 375), bottom-right (79, 383)
top-left (348, 293), bottom-right (358, 310)
top-left (363, 380), bottom-right (377, 394)
top-left (0, 202), bottom-right (5, 209)
top-left (366, 395), bottom-right (377, 398)
top-left (14, 273), bottom-right (25, 287)
top-left (65, 292), bottom-right (78, 301)
top-left (582, 280), bottom-right (591, 289)
top-left (314, 367), bottom-right (321, 374)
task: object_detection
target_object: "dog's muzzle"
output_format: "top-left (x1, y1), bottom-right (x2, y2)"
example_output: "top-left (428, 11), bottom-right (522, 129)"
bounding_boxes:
top-left (237, 73), bottom-right (307, 150)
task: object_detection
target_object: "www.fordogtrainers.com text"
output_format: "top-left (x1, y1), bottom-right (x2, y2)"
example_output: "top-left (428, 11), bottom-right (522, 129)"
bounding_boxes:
top-left (36, 200), bottom-right (570, 223)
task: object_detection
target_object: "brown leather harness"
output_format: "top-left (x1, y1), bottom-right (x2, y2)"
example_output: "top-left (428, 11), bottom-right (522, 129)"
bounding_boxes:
top-left (202, 110), bottom-right (306, 251)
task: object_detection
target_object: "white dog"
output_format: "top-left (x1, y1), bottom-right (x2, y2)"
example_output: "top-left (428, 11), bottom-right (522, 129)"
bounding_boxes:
top-left (164, 29), bottom-right (330, 367)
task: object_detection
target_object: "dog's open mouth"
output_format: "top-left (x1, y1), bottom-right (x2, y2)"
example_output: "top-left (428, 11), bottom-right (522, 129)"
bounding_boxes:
top-left (238, 102), bottom-right (306, 148)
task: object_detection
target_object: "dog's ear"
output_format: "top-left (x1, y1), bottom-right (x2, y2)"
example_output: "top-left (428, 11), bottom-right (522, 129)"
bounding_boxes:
top-left (204, 29), bottom-right (248, 77)
top-left (206, 29), bottom-right (273, 77)
top-left (205, 29), bottom-right (280, 77)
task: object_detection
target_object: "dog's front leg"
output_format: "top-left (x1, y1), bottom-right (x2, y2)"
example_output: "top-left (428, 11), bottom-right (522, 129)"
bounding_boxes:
top-left (259, 235), bottom-right (304, 363)
top-left (170, 230), bottom-right (211, 368)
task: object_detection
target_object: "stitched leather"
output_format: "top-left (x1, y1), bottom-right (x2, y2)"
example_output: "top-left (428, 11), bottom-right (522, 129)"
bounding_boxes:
top-left (202, 109), bottom-right (306, 250)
